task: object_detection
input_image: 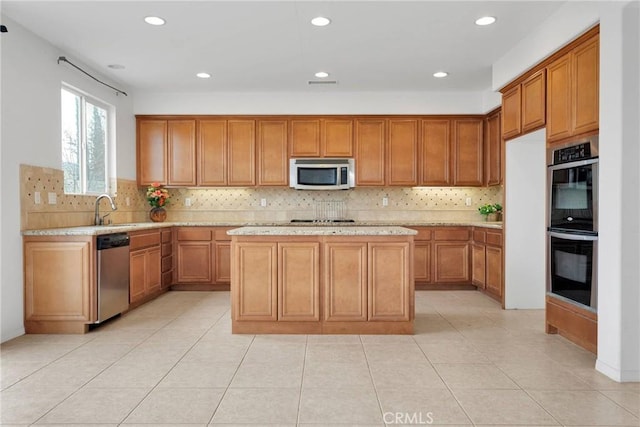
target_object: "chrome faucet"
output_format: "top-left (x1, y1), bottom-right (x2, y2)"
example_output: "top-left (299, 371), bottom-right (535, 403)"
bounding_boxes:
top-left (94, 194), bottom-right (117, 225)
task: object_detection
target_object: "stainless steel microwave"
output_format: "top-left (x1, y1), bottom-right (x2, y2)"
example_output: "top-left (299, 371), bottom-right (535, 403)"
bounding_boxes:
top-left (289, 158), bottom-right (355, 190)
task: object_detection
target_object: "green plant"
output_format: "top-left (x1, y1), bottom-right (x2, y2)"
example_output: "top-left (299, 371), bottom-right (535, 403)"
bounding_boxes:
top-left (478, 203), bottom-right (502, 216)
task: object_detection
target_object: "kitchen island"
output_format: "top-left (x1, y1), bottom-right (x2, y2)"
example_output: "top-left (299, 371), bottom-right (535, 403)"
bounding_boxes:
top-left (228, 226), bottom-right (417, 334)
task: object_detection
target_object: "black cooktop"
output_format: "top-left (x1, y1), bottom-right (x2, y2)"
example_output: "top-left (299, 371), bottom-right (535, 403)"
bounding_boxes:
top-left (290, 219), bottom-right (355, 223)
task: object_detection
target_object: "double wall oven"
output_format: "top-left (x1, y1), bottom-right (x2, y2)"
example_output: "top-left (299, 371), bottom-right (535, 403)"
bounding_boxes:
top-left (547, 136), bottom-right (598, 312)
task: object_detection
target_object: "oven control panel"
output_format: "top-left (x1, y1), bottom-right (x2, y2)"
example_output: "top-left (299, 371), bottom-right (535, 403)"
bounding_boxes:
top-left (553, 143), bottom-right (592, 164)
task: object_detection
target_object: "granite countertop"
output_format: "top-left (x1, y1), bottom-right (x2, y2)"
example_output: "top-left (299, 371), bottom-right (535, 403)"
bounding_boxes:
top-left (227, 226), bottom-right (418, 236)
top-left (22, 220), bottom-right (502, 236)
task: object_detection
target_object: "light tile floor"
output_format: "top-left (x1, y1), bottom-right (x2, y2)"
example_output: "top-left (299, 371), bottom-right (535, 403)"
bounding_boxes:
top-left (1, 290), bottom-right (638, 426)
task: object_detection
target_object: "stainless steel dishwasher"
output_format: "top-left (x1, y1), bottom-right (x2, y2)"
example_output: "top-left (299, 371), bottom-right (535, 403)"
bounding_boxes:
top-left (96, 233), bottom-right (130, 322)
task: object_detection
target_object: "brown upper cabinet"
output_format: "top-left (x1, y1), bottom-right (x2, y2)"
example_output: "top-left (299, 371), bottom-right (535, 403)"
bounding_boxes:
top-left (138, 119), bottom-right (197, 186)
top-left (387, 119), bottom-right (418, 186)
top-left (547, 34), bottom-right (599, 143)
top-left (290, 118), bottom-right (354, 157)
top-left (257, 120), bottom-right (288, 186)
top-left (452, 119), bottom-right (484, 186)
top-left (501, 70), bottom-right (546, 140)
top-left (420, 119), bottom-right (451, 185)
top-left (355, 119), bottom-right (386, 186)
top-left (484, 110), bottom-right (502, 186)
top-left (198, 120), bottom-right (227, 186)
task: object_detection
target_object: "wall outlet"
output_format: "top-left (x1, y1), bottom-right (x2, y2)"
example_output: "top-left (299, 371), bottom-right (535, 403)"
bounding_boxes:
top-left (382, 197), bottom-right (389, 207)
top-left (260, 198), bottom-right (267, 207)
top-left (185, 198), bottom-right (192, 207)
top-left (125, 197), bottom-right (131, 207)
top-left (465, 197), bottom-right (472, 206)
top-left (34, 191), bottom-right (41, 204)
top-left (47, 192), bottom-right (57, 204)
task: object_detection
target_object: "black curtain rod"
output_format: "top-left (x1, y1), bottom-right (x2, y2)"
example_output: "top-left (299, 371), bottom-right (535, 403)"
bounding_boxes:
top-left (57, 56), bottom-right (128, 97)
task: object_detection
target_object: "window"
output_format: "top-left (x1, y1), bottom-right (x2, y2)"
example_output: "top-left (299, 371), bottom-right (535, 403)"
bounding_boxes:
top-left (61, 86), bottom-right (114, 194)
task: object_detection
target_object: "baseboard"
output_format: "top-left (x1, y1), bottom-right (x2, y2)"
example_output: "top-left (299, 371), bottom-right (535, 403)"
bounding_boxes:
top-left (596, 359), bottom-right (640, 382)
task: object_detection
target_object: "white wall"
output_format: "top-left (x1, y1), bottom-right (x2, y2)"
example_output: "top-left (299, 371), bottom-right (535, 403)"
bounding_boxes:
top-left (133, 90), bottom-right (485, 115)
top-left (0, 15), bottom-right (136, 342)
top-left (494, 1), bottom-right (640, 381)
top-left (504, 129), bottom-right (546, 309)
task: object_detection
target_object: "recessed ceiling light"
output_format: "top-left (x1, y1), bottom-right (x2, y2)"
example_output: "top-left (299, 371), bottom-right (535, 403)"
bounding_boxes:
top-left (315, 71), bottom-right (329, 78)
top-left (475, 16), bottom-right (496, 26)
top-left (196, 72), bottom-right (211, 79)
top-left (433, 71), bottom-right (449, 78)
top-left (107, 64), bottom-right (125, 70)
top-left (144, 16), bottom-right (165, 26)
top-left (311, 16), bottom-right (331, 27)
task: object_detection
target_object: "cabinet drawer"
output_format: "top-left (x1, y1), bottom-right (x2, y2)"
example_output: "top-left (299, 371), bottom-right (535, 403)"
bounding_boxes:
top-left (473, 229), bottom-right (486, 243)
top-left (130, 231), bottom-right (161, 250)
top-left (433, 228), bottom-right (470, 241)
top-left (486, 231), bottom-right (503, 247)
top-left (161, 242), bottom-right (172, 257)
top-left (411, 227), bottom-right (432, 241)
top-left (161, 255), bottom-right (173, 273)
top-left (161, 229), bottom-right (173, 243)
top-left (177, 228), bottom-right (212, 241)
top-left (214, 227), bottom-right (234, 241)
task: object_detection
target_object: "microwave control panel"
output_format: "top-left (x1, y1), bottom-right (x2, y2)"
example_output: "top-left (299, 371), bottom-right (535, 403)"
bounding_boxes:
top-left (553, 143), bottom-right (592, 164)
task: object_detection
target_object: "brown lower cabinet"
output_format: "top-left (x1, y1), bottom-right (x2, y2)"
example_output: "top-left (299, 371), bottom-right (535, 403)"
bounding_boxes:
top-left (129, 229), bottom-right (163, 306)
top-left (231, 235), bottom-right (413, 334)
top-left (471, 227), bottom-right (504, 301)
top-left (173, 226), bottom-right (233, 290)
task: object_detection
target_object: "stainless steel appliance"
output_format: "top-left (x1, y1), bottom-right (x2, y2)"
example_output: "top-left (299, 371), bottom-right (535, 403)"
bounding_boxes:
top-left (547, 135), bottom-right (598, 311)
top-left (290, 158), bottom-right (355, 190)
top-left (96, 233), bottom-right (130, 322)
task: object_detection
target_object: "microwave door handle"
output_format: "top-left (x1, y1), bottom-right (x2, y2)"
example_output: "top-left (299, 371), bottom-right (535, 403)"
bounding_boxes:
top-left (548, 231), bottom-right (598, 241)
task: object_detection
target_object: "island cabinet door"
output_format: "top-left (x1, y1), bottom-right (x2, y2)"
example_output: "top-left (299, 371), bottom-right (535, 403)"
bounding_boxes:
top-left (233, 242), bottom-right (278, 321)
top-left (278, 242), bottom-right (320, 321)
top-left (368, 242), bottom-right (411, 321)
top-left (324, 242), bottom-right (368, 321)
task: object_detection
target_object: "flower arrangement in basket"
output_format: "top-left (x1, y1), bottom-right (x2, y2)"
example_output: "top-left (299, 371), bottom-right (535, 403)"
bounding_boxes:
top-left (146, 183), bottom-right (170, 208)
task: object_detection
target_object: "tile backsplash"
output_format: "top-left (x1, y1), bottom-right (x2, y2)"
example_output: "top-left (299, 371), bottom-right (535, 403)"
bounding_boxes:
top-left (20, 164), bottom-right (503, 230)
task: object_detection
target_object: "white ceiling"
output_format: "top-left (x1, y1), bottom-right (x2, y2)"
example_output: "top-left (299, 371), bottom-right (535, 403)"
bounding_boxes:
top-left (1, 1), bottom-right (566, 93)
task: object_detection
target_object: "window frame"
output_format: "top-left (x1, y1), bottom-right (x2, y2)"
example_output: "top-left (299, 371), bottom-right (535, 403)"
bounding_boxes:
top-left (60, 84), bottom-right (115, 196)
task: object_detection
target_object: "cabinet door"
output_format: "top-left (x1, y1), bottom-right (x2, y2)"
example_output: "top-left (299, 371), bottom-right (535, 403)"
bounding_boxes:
top-left (573, 35), bottom-right (599, 135)
top-left (434, 243), bottom-right (470, 283)
top-left (522, 70), bottom-right (547, 133)
top-left (24, 240), bottom-right (94, 322)
top-left (257, 120), bottom-right (288, 186)
top-left (501, 86), bottom-right (522, 140)
top-left (228, 120), bottom-right (255, 186)
top-left (146, 246), bottom-right (162, 294)
top-left (233, 242), bottom-right (278, 321)
top-left (137, 120), bottom-right (167, 185)
top-left (290, 119), bottom-right (321, 157)
top-left (414, 242), bottom-right (431, 283)
top-left (322, 119), bottom-right (353, 157)
top-left (485, 111), bottom-right (501, 186)
top-left (355, 119), bottom-right (386, 186)
top-left (129, 249), bottom-right (147, 303)
top-left (368, 242), bottom-right (411, 321)
top-left (471, 244), bottom-right (486, 289)
top-left (215, 242), bottom-right (231, 283)
top-left (324, 242), bottom-right (367, 321)
top-left (176, 241), bottom-right (213, 283)
top-left (387, 119), bottom-right (418, 186)
top-left (485, 246), bottom-right (503, 297)
top-left (420, 119), bottom-right (451, 185)
top-left (278, 242), bottom-right (320, 321)
top-left (546, 54), bottom-right (573, 143)
top-left (167, 120), bottom-right (196, 186)
top-left (452, 119), bottom-right (483, 186)
top-left (198, 120), bottom-right (227, 186)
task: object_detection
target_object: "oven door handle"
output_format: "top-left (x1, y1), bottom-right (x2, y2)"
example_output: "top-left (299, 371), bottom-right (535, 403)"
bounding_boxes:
top-left (548, 231), bottom-right (598, 241)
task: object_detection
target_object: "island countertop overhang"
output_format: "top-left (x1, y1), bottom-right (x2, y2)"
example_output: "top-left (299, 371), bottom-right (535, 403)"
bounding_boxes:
top-left (227, 226), bottom-right (418, 236)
